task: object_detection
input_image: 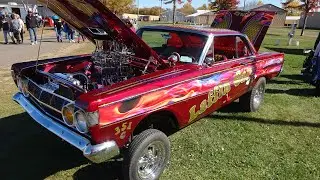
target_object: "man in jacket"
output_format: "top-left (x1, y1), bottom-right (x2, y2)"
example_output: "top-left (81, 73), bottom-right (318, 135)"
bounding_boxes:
top-left (1, 13), bottom-right (11, 44)
top-left (25, 10), bottom-right (38, 45)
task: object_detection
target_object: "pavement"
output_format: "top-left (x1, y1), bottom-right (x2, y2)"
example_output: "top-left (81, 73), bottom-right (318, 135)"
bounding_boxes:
top-left (0, 31), bottom-right (92, 68)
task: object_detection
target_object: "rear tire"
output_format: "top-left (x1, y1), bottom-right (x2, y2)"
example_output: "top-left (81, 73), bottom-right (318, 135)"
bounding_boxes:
top-left (240, 77), bottom-right (266, 112)
top-left (316, 81), bottom-right (320, 97)
top-left (123, 129), bottom-right (170, 180)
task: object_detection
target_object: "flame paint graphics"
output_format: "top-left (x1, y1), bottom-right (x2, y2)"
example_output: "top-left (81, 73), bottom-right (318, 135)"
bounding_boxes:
top-left (99, 73), bottom-right (226, 126)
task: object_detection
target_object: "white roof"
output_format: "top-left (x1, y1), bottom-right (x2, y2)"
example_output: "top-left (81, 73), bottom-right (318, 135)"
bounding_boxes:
top-left (286, 16), bottom-right (300, 20)
top-left (186, 10), bottom-right (212, 17)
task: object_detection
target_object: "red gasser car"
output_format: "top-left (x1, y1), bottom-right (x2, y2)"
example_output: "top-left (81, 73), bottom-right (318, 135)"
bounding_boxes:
top-left (11, 1), bottom-right (284, 179)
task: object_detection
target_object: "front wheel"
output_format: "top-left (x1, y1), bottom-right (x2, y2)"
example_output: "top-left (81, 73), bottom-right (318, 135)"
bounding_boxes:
top-left (123, 129), bottom-right (170, 180)
top-left (240, 77), bottom-right (266, 112)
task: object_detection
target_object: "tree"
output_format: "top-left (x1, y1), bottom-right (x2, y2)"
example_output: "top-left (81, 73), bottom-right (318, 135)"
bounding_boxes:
top-left (210, 0), bottom-right (240, 10)
top-left (99, 0), bottom-right (134, 14)
top-left (179, 3), bottom-right (196, 15)
top-left (283, 0), bottom-right (320, 36)
top-left (197, 4), bottom-right (208, 10)
top-left (257, 0), bottom-right (263, 6)
top-left (164, 0), bottom-right (192, 24)
top-left (282, 0), bottom-right (301, 16)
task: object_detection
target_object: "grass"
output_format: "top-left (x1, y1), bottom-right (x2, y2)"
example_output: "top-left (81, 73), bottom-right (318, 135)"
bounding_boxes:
top-left (1, 26), bottom-right (320, 179)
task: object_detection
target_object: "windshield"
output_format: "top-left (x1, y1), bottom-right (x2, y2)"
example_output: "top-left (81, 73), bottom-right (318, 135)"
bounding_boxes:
top-left (139, 29), bottom-right (208, 64)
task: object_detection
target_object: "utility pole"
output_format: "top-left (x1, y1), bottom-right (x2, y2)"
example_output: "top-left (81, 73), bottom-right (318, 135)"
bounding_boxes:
top-left (243, 0), bottom-right (246, 10)
top-left (172, 0), bottom-right (176, 24)
top-left (137, 0), bottom-right (140, 27)
top-left (159, 0), bottom-right (163, 21)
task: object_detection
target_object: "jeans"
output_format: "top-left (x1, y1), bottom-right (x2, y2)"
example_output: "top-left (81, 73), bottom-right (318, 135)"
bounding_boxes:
top-left (28, 28), bottom-right (37, 43)
top-left (20, 30), bottom-right (24, 43)
top-left (3, 30), bottom-right (9, 43)
top-left (67, 31), bottom-right (74, 41)
top-left (56, 29), bottom-right (62, 41)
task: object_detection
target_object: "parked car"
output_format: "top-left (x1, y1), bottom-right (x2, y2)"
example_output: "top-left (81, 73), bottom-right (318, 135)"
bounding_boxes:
top-left (302, 32), bottom-right (320, 95)
top-left (11, 1), bottom-right (284, 180)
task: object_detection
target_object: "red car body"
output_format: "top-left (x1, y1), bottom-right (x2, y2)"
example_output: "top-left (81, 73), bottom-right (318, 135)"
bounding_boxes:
top-left (11, 0), bottom-right (284, 171)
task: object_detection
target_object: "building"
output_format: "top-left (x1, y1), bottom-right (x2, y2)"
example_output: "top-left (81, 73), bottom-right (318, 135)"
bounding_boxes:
top-left (1, 1), bottom-right (54, 22)
top-left (299, 12), bottom-right (320, 29)
top-left (239, 4), bottom-right (287, 27)
top-left (160, 10), bottom-right (186, 23)
top-left (285, 16), bottom-right (300, 26)
top-left (186, 10), bottom-right (216, 25)
top-left (122, 13), bottom-right (160, 21)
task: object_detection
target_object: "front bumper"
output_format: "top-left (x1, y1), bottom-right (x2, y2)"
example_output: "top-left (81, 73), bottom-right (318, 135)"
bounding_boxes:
top-left (13, 92), bottom-right (120, 163)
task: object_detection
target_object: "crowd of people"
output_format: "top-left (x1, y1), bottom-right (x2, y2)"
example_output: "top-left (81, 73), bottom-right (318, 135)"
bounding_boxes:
top-left (53, 18), bottom-right (85, 43)
top-left (1, 10), bottom-right (38, 45)
top-left (1, 10), bottom-right (87, 45)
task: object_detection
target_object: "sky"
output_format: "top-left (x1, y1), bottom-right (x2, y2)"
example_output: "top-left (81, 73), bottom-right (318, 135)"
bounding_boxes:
top-left (137, 0), bottom-right (282, 9)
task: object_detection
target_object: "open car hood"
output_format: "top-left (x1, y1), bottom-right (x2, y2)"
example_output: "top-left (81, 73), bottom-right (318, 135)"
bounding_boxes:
top-left (211, 10), bottom-right (275, 51)
top-left (37, 0), bottom-right (165, 68)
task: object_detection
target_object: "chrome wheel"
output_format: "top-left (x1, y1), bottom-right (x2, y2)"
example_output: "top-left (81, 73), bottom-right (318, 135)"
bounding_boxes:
top-left (253, 84), bottom-right (264, 109)
top-left (137, 141), bottom-right (166, 180)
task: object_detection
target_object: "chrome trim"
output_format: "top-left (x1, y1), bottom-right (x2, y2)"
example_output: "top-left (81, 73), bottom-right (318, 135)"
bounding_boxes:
top-left (199, 34), bottom-right (214, 66)
top-left (37, 70), bottom-right (86, 93)
top-left (26, 77), bottom-right (74, 103)
top-left (13, 93), bottom-right (120, 163)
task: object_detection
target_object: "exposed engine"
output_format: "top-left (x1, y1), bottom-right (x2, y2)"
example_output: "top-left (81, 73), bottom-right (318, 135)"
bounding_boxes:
top-left (91, 50), bottom-right (136, 87)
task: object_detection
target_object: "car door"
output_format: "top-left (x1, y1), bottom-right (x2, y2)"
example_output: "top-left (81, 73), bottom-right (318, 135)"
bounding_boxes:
top-left (192, 35), bottom-right (256, 118)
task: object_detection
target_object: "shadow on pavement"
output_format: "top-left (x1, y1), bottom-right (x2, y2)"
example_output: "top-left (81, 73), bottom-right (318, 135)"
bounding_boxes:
top-left (0, 113), bottom-right (123, 180)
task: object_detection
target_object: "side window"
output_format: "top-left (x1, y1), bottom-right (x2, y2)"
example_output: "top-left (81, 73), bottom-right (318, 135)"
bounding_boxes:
top-left (213, 36), bottom-right (237, 61)
top-left (236, 36), bottom-right (252, 58)
top-left (206, 35), bottom-right (252, 65)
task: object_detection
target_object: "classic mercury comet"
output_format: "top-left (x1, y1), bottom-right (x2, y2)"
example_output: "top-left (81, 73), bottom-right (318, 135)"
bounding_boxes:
top-left (11, 1), bottom-right (284, 179)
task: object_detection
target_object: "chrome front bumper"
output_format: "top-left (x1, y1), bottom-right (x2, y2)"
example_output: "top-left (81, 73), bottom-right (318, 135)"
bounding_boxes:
top-left (13, 92), bottom-right (120, 163)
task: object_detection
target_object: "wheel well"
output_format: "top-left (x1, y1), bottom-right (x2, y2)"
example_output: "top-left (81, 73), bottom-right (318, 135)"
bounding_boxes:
top-left (133, 111), bottom-right (179, 136)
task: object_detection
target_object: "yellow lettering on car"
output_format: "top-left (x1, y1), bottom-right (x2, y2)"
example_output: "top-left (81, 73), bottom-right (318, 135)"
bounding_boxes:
top-left (234, 68), bottom-right (253, 87)
top-left (114, 122), bottom-right (132, 139)
top-left (189, 83), bottom-right (231, 123)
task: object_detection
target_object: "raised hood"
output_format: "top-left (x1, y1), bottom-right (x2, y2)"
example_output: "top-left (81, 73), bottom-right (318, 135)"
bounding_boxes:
top-left (37, 0), bottom-right (166, 68)
top-left (211, 10), bottom-right (275, 51)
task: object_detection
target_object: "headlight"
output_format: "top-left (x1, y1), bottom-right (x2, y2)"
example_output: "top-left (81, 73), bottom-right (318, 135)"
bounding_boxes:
top-left (75, 110), bottom-right (89, 133)
top-left (17, 77), bottom-right (29, 97)
top-left (62, 105), bottom-right (75, 126)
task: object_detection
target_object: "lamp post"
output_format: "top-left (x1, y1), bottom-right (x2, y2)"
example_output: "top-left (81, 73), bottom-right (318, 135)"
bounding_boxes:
top-left (137, 0), bottom-right (140, 27)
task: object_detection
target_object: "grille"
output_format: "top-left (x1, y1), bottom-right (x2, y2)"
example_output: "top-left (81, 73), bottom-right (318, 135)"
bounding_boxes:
top-left (27, 79), bottom-right (73, 121)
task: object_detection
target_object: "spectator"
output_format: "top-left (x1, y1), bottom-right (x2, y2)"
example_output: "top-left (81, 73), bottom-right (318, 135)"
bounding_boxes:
top-left (125, 19), bottom-right (136, 33)
top-left (0, 13), bottom-right (4, 31)
top-left (64, 23), bottom-right (75, 43)
top-left (76, 31), bottom-right (85, 43)
top-left (11, 14), bottom-right (22, 44)
top-left (54, 18), bottom-right (63, 42)
top-left (1, 13), bottom-right (10, 44)
top-left (17, 14), bottom-right (25, 43)
top-left (26, 10), bottom-right (38, 45)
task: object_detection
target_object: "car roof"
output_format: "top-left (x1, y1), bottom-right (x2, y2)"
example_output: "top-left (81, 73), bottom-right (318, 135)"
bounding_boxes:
top-left (139, 25), bottom-right (242, 36)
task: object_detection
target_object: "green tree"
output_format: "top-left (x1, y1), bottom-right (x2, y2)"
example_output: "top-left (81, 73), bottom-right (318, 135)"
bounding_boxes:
top-left (197, 4), bottom-right (208, 10)
top-left (283, 0), bottom-right (320, 36)
top-left (210, 0), bottom-right (240, 10)
top-left (282, 0), bottom-right (301, 16)
top-left (100, 0), bottom-right (134, 14)
top-left (179, 3), bottom-right (196, 15)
